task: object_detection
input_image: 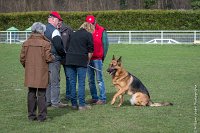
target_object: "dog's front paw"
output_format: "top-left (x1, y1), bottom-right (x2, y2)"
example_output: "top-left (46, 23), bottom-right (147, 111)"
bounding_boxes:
top-left (111, 99), bottom-right (115, 105)
top-left (117, 104), bottom-right (122, 108)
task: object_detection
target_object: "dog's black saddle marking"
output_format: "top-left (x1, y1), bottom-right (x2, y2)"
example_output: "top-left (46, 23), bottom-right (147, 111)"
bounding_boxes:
top-left (129, 73), bottom-right (150, 97)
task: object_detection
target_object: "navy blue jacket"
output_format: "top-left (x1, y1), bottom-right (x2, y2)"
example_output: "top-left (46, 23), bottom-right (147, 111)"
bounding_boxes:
top-left (45, 23), bottom-right (66, 59)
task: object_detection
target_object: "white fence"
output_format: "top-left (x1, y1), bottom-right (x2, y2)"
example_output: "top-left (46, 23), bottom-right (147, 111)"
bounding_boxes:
top-left (0, 30), bottom-right (200, 44)
top-left (108, 30), bottom-right (200, 44)
top-left (0, 31), bottom-right (30, 44)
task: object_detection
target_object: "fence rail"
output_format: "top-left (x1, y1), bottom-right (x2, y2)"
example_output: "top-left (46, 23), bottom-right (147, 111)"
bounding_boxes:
top-left (107, 30), bottom-right (200, 44)
top-left (0, 30), bottom-right (199, 44)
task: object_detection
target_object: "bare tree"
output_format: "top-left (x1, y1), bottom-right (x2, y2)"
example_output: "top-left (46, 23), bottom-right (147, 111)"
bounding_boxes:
top-left (172, 0), bottom-right (191, 9)
top-left (127, 0), bottom-right (144, 9)
top-left (0, 0), bottom-right (192, 13)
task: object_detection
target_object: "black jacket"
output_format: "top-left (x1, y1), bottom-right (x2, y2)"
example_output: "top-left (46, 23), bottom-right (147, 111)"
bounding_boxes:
top-left (65, 28), bottom-right (93, 67)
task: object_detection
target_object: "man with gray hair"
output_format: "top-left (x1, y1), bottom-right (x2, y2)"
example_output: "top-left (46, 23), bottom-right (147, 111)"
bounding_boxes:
top-left (20, 22), bottom-right (54, 122)
top-left (45, 11), bottom-right (67, 108)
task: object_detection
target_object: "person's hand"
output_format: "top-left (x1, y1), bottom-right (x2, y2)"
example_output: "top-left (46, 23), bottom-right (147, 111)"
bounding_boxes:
top-left (50, 55), bottom-right (55, 62)
top-left (102, 57), bottom-right (105, 63)
top-left (52, 55), bottom-right (56, 61)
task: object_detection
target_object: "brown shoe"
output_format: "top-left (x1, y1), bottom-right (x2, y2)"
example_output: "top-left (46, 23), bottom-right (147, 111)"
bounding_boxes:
top-left (78, 105), bottom-right (92, 111)
top-left (51, 102), bottom-right (68, 108)
top-left (86, 99), bottom-right (98, 104)
top-left (95, 100), bottom-right (106, 105)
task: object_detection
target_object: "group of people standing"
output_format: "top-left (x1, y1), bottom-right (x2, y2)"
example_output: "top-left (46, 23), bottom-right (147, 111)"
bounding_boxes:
top-left (20, 11), bottom-right (109, 122)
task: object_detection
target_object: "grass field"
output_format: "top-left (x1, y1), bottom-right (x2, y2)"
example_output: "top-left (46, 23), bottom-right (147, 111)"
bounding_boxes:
top-left (0, 44), bottom-right (199, 133)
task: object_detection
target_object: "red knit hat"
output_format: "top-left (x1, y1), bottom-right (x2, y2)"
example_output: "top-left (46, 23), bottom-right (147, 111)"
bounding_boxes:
top-left (85, 15), bottom-right (95, 24)
top-left (50, 11), bottom-right (63, 21)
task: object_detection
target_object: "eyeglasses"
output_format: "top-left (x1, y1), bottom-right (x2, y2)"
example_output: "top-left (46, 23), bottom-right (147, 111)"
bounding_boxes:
top-left (92, 21), bottom-right (96, 25)
top-left (48, 15), bottom-right (59, 21)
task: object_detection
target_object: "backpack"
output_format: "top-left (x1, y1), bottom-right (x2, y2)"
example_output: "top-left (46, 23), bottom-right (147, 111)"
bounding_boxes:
top-left (60, 25), bottom-right (73, 51)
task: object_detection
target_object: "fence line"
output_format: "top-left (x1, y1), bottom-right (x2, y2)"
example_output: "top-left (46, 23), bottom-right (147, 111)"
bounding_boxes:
top-left (107, 30), bottom-right (200, 44)
top-left (0, 30), bottom-right (200, 44)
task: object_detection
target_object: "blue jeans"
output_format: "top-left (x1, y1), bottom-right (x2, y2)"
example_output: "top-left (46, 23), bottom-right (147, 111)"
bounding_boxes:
top-left (87, 60), bottom-right (106, 101)
top-left (66, 66), bottom-right (87, 106)
top-left (63, 66), bottom-right (71, 100)
top-left (46, 60), bottom-right (61, 105)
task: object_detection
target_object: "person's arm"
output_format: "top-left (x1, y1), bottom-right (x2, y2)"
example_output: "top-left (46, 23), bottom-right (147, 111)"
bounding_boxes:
top-left (44, 43), bottom-right (55, 63)
top-left (88, 52), bottom-right (93, 62)
top-left (87, 33), bottom-right (94, 63)
top-left (102, 30), bottom-right (109, 61)
top-left (52, 30), bottom-right (66, 57)
top-left (20, 44), bottom-right (26, 67)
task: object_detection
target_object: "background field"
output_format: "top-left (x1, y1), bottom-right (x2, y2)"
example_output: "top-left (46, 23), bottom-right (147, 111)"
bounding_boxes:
top-left (0, 44), bottom-right (199, 133)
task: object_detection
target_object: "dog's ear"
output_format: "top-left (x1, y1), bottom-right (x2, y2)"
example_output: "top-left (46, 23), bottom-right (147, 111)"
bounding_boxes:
top-left (117, 56), bottom-right (122, 66)
top-left (117, 56), bottom-right (122, 62)
top-left (117, 56), bottom-right (122, 65)
top-left (112, 55), bottom-right (115, 60)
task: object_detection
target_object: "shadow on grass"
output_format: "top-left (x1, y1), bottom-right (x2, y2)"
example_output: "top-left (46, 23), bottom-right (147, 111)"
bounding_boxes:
top-left (59, 85), bottom-right (134, 109)
top-left (47, 107), bottom-right (70, 120)
top-left (47, 93), bottom-right (78, 120)
top-left (60, 88), bottom-right (116, 102)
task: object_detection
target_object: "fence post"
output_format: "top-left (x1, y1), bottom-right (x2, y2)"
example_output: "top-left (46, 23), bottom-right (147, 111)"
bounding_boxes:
top-left (9, 31), bottom-right (12, 44)
top-left (6, 32), bottom-right (8, 43)
top-left (194, 31), bottom-right (196, 42)
top-left (129, 31), bottom-right (131, 44)
top-left (26, 32), bottom-right (28, 40)
top-left (161, 31), bottom-right (163, 45)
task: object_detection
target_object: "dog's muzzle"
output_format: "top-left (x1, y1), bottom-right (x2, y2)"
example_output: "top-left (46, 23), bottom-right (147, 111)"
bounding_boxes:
top-left (107, 68), bottom-right (117, 75)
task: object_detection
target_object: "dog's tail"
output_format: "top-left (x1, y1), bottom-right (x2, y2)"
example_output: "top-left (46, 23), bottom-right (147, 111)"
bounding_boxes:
top-left (148, 100), bottom-right (173, 107)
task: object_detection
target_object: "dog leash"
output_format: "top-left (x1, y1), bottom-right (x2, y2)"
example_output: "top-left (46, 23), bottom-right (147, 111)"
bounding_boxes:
top-left (88, 65), bottom-right (102, 72)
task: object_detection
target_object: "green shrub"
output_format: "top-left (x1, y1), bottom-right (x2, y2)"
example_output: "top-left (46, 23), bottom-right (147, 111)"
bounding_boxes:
top-left (0, 10), bottom-right (200, 31)
top-left (192, 0), bottom-right (200, 10)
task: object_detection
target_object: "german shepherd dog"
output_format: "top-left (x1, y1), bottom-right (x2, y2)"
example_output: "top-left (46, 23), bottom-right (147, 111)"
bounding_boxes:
top-left (107, 55), bottom-right (173, 107)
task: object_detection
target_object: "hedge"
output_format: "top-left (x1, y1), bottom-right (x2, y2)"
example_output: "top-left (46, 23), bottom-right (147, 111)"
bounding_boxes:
top-left (0, 10), bottom-right (200, 31)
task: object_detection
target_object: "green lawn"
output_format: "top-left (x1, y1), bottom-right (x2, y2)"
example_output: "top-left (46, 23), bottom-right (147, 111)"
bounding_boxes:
top-left (0, 44), bottom-right (199, 133)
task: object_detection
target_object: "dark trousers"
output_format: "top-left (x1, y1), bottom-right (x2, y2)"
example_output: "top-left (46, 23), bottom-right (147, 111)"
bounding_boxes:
top-left (28, 87), bottom-right (47, 121)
